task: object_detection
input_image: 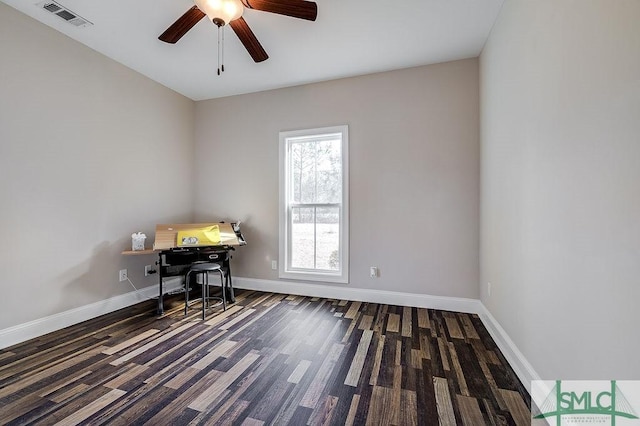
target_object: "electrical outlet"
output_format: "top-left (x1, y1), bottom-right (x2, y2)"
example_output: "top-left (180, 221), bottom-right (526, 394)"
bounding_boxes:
top-left (144, 265), bottom-right (154, 276)
top-left (488, 282), bottom-right (492, 296)
top-left (119, 269), bottom-right (128, 282)
top-left (370, 266), bottom-right (378, 278)
top-left (271, 260), bottom-right (278, 270)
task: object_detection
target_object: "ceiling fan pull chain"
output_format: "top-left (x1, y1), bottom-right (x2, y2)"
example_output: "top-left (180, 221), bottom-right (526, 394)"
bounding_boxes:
top-left (221, 25), bottom-right (225, 73)
top-left (217, 25), bottom-right (221, 76)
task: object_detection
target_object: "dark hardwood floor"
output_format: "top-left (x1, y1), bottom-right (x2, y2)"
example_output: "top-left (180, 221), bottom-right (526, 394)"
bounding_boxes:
top-left (0, 290), bottom-right (531, 425)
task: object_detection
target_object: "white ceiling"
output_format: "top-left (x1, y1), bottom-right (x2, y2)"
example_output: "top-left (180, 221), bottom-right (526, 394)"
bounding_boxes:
top-left (2, 0), bottom-right (504, 101)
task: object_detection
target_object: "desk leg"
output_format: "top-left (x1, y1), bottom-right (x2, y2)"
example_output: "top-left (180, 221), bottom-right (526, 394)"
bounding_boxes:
top-left (225, 260), bottom-right (235, 303)
top-left (157, 253), bottom-right (164, 316)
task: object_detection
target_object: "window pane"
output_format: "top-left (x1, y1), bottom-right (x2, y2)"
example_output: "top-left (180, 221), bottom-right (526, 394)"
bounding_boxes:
top-left (290, 207), bottom-right (315, 269)
top-left (290, 138), bottom-right (342, 204)
top-left (290, 206), bottom-right (339, 271)
top-left (315, 207), bottom-right (339, 271)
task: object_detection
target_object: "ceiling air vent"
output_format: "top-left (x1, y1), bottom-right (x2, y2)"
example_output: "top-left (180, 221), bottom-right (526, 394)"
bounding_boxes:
top-left (37, 1), bottom-right (93, 27)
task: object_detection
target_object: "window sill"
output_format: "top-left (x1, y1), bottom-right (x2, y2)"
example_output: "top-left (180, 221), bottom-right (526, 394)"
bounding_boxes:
top-left (279, 270), bottom-right (348, 284)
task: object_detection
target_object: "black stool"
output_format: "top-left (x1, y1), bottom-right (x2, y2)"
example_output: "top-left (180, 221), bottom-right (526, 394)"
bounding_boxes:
top-left (184, 262), bottom-right (226, 320)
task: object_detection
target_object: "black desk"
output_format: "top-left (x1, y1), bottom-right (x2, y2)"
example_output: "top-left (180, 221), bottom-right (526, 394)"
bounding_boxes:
top-left (123, 222), bottom-right (246, 316)
top-left (155, 245), bottom-right (239, 315)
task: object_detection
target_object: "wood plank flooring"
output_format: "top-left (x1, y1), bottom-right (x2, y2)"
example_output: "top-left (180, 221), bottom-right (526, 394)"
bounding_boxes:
top-left (0, 291), bottom-right (530, 425)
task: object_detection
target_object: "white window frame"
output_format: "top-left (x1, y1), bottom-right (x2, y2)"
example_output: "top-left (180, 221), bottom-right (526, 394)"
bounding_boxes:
top-left (278, 125), bottom-right (349, 283)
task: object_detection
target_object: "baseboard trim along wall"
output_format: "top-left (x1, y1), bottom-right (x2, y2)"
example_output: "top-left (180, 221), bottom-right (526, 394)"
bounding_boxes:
top-left (0, 275), bottom-right (539, 389)
top-left (0, 278), bottom-right (183, 350)
top-left (476, 305), bottom-right (541, 387)
top-left (233, 277), bottom-right (481, 313)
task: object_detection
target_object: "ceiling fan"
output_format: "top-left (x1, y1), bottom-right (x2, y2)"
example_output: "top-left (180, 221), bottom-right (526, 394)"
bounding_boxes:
top-left (158, 0), bottom-right (318, 64)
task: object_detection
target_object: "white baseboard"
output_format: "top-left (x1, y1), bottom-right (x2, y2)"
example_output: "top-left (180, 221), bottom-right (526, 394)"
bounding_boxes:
top-left (477, 304), bottom-right (541, 387)
top-left (0, 278), bottom-right (182, 350)
top-left (232, 276), bottom-right (482, 313)
top-left (233, 276), bottom-right (539, 387)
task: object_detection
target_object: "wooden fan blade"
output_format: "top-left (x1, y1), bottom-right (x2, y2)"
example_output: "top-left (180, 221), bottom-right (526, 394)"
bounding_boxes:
top-left (242, 0), bottom-right (317, 21)
top-left (229, 17), bottom-right (269, 63)
top-left (159, 6), bottom-right (206, 44)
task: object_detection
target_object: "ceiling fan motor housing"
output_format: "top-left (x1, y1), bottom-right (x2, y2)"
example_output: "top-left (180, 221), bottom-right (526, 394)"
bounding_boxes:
top-left (194, 0), bottom-right (244, 26)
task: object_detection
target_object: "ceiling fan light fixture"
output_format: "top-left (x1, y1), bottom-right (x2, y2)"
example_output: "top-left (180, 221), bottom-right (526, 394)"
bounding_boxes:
top-left (194, 0), bottom-right (244, 26)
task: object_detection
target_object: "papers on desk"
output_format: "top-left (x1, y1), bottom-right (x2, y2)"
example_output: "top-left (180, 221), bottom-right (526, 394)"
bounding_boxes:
top-left (177, 225), bottom-right (221, 247)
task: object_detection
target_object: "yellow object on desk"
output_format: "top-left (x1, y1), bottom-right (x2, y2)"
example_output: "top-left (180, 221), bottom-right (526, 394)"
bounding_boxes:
top-left (176, 225), bottom-right (221, 247)
top-left (152, 223), bottom-right (241, 250)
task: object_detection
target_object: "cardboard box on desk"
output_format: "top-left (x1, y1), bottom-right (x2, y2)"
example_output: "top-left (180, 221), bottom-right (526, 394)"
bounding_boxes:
top-left (153, 223), bottom-right (241, 250)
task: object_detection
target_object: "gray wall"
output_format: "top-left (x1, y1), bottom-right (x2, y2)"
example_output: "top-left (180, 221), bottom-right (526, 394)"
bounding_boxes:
top-left (194, 60), bottom-right (480, 298)
top-left (480, 0), bottom-right (640, 379)
top-left (0, 4), bottom-right (195, 329)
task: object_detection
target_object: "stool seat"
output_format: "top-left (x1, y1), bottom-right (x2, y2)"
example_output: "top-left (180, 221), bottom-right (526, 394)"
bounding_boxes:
top-left (190, 262), bottom-right (221, 272)
top-left (184, 262), bottom-right (226, 320)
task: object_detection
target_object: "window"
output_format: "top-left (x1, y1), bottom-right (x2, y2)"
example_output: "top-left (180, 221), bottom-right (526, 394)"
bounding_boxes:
top-left (279, 125), bottom-right (349, 283)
